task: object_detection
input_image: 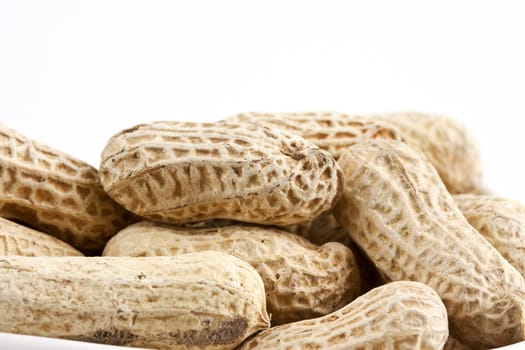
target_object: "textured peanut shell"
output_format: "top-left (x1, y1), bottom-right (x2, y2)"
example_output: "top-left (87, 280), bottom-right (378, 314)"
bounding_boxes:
top-left (237, 281), bottom-right (448, 350)
top-left (377, 112), bottom-right (482, 194)
top-left (0, 217), bottom-right (83, 256)
top-left (0, 251), bottom-right (269, 349)
top-left (0, 123), bottom-right (134, 253)
top-left (226, 112), bottom-right (403, 160)
top-left (454, 194), bottom-right (525, 279)
top-left (103, 221), bottom-right (360, 325)
top-left (99, 121), bottom-right (343, 226)
top-left (333, 139), bottom-right (525, 348)
top-left (443, 336), bottom-right (473, 350)
top-left (281, 210), bottom-right (353, 246)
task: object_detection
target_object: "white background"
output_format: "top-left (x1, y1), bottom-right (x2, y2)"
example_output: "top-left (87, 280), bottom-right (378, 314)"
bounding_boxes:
top-left (1, 0), bottom-right (525, 201)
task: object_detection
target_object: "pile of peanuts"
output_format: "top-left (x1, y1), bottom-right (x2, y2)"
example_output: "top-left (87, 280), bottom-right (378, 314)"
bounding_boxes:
top-left (1, 112), bottom-right (524, 349)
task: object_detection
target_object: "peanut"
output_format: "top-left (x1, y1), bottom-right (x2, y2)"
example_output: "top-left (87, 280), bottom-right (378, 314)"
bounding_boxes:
top-left (280, 210), bottom-right (353, 246)
top-left (237, 281), bottom-right (449, 350)
top-left (0, 123), bottom-right (135, 253)
top-left (103, 221), bottom-right (360, 325)
top-left (333, 139), bottom-right (525, 348)
top-left (377, 112), bottom-right (482, 194)
top-left (0, 217), bottom-right (83, 256)
top-left (454, 193), bottom-right (525, 278)
top-left (99, 121), bottom-right (343, 226)
top-left (225, 112), bottom-right (403, 160)
top-left (0, 251), bottom-right (269, 349)
top-left (444, 336), bottom-right (473, 350)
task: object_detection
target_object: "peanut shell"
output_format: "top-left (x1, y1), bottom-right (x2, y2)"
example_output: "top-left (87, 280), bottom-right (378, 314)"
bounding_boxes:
top-left (103, 221), bottom-right (360, 325)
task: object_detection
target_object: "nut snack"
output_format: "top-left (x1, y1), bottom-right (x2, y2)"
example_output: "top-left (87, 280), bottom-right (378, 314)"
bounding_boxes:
top-left (0, 123), bottom-right (134, 253)
top-left (443, 336), bottom-right (472, 350)
top-left (99, 121), bottom-right (343, 226)
top-left (0, 217), bottom-right (83, 256)
top-left (454, 193), bottom-right (525, 278)
top-left (377, 112), bottom-right (482, 194)
top-left (281, 210), bottom-right (353, 246)
top-left (237, 281), bottom-right (449, 350)
top-left (333, 139), bottom-right (525, 348)
top-left (103, 221), bottom-right (360, 325)
top-left (226, 112), bottom-right (403, 160)
top-left (0, 251), bottom-right (270, 349)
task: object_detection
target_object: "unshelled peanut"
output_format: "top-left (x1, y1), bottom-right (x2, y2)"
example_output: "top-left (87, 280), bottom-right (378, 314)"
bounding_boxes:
top-left (0, 251), bottom-right (269, 349)
top-left (226, 112), bottom-right (403, 160)
top-left (281, 210), bottom-right (352, 246)
top-left (99, 121), bottom-right (343, 226)
top-left (377, 112), bottom-right (482, 194)
top-left (237, 281), bottom-right (449, 350)
top-left (333, 139), bottom-right (525, 348)
top-left (0, 123), bottom-right (135, 253)
top-left (103, 221), bottom-right (360, 325)
top-left (0, 217), bottom-right (83, 256)
top-left (454, 194), bottom-right (525, 279)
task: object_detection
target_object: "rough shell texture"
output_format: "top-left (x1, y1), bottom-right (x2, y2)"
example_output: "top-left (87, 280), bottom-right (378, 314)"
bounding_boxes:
top-left (377, 112), bottom-right (482, 194)
top-left (333, 139), bottom-right (525, 348)
top-left (454, 194), bottom-right (525, 279)
top-left (443, 336), bottom-right (473, 350)
top-left (226, 112), bottom-right (404, 160)
top-left (0, 251), bottom-right (270, 349)
top-left (0, 217), bottom-right (83, 256)
top-left (103, 221), bottom-right (360, 325)
top-left (237, 281), bottom-right (449, 350)
top-left (280, 210), bottom-right (353, 246)
top-left (99, 121), bottom-right (343, 226)
top-left (0, 123), bottom-right (135, 253)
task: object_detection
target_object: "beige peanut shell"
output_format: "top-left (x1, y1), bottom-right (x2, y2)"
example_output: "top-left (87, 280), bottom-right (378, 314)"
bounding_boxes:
top-left (0, 251), bottom-right (270, 349)
top-left (0, 217), bottom-right (83, 256)
top-left (99, 121), bottom-right (343, 226)
top-left (454, 194), bottom-right (525, 279)
top-left (333, 139), bottom-right (525, 348)
top-left (376, 112), bottom-right (482, 194)
top-left (237, 281), bottom-right (449, 350)
top-left (103, 221), bottom-right (360, 325)
top-left (226, 112), bottom-right (403, 160)
top-left (0, 123), bottom-right (135, 253)
top-left (280, 210), bottom-right (353, 246)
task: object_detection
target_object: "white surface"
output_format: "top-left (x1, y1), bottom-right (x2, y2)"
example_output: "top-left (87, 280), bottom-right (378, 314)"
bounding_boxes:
top-left (0, 0), bottom-right (524, 202)
top-left (0, 332), bottom-right (150, 350)
top-left (0, 333), bottom-right (523, 350)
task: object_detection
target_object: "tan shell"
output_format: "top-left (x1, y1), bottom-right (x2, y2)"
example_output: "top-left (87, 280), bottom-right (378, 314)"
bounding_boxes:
top-left (0, 251), bottom-right (269, 349)
top-left (237, 281), bottom-right (448, 350)
top-left (443, 336), bottom-right (473, 350)
top-left (99, 121), bottom-right (343, 226)
top-left (0, 123), bottom-right (135, 253)
top-left (377, 112), bottom-right (482, 194)
top-left (0, 217), bottom-right (83, 256)
top-left (454, 194), bottom-right (525, 278)
top-left (280, 210), bottom-right (353, 246)
top-left (333, 139), bottom-right (525, 348)
top-left (226, 112), bottom-right (403, 160)
top-left (103, 221), bottom-right (360, 325)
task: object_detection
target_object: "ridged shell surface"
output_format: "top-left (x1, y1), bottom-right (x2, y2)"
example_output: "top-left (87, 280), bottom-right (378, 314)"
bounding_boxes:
top-left (99, 121), bottom-right (343, 225)
top-left (0, 123), bottom-right (134, 253)
top-left (0, 251), bottom-right (269, 349)
top-left (378, 112), bottom-right (482, 194)
top-left (454, 194), bottom-right (525, 279)
top-left (333, 139), bottom-right (525, 348)
top-left (0, 217), bottom-right (83, 256)
top-left (237, 281), bottom-right (448, 350)
top-left (226, 112), bottom-right (403, 160)
top-left (103, 221), bottom-right (360, 325)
